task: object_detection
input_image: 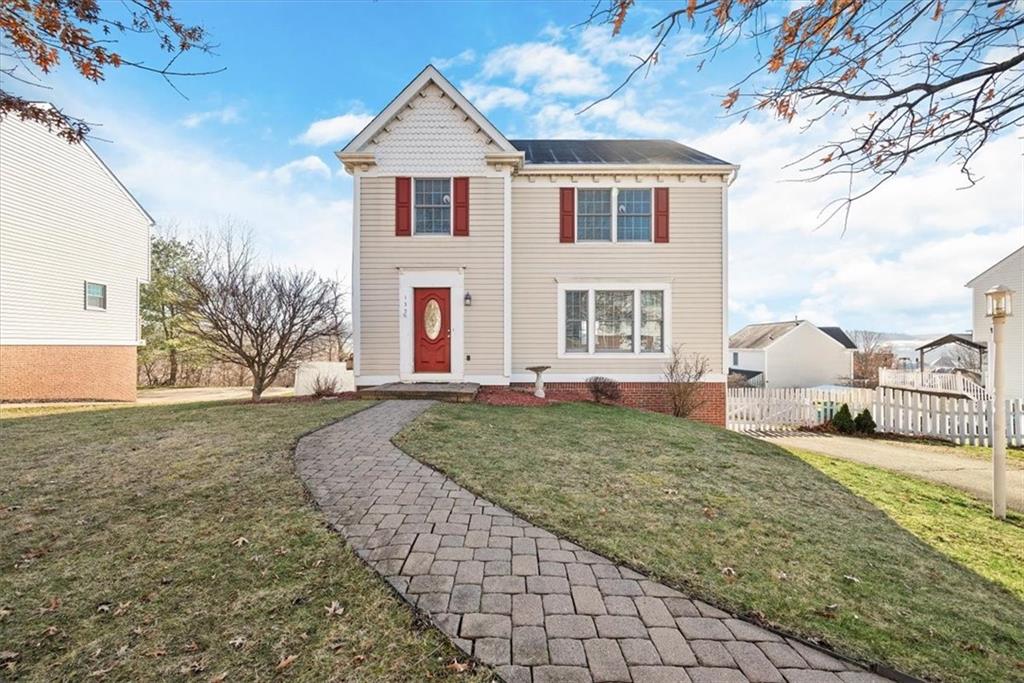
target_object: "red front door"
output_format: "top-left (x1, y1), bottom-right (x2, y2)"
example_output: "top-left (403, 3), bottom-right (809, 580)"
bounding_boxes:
top-left (414, 287), bottom-right (451, 373)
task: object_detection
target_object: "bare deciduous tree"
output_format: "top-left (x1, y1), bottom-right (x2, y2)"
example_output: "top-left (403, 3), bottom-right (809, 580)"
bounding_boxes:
top-left (183, 231), bottom-right (346, 401)
top-left (849, 329), bottom-right (894, 387)
top-left (663, 344), bottom-right (711, 418)
top-left (581, 1), bottom-right (1023, 226)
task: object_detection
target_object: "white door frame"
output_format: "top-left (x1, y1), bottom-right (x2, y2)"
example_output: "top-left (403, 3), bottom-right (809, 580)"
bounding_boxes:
top-left (399, 269), bottom-right (465, 382)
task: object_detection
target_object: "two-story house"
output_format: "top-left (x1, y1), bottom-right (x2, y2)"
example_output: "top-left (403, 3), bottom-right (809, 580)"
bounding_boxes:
top-left (337, 66), bottom-right (736, 425)
top-left (0, 111), bottom-right (152, 402)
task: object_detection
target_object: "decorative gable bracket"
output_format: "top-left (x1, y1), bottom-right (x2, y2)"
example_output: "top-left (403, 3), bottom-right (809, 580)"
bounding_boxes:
top-left (337, 152), bottom-right (377, 174)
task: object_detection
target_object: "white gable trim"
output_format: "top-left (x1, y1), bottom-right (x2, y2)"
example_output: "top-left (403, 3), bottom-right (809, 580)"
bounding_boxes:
top-left (340, 65), bottom-right (517, 155)
top-left (965, 246), bottom-right (1024, 287)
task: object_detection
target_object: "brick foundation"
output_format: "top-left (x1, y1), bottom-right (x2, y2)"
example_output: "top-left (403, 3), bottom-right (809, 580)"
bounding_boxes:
top-left (511, 381), bottom-right (727, 427)
top-left (0, 345), bottom-right (138, 402)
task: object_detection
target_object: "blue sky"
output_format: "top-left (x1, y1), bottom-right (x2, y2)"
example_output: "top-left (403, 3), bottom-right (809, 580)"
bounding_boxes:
top-left (12, 1), bottom-right (1022, 334)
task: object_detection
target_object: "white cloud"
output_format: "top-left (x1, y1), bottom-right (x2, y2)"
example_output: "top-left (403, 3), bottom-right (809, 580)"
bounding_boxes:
top-left (265, 155), bottom-right (332, 184)
top-left (179, 106), bottom-right (241, 128)
top-left (433, 49), bottom-right (476, 70)
top-left (482, 42), bottom-right (608, 97)
top-left (297, 111), bottom-right (373, 146)
top-left (460, 83), bottom-right (530, 112)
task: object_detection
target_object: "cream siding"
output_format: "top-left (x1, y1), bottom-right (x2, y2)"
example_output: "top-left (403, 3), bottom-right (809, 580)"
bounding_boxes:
top-left (510, 179), bottom-right (725, 377)
top-left (358, 175), bottom-right (505, 378)
top-left (0, 115), bottom-right (151, 346)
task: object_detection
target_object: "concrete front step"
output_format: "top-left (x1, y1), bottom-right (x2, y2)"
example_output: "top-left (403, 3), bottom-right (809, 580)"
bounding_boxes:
top-left (357, 382), bottom-right (480, 403)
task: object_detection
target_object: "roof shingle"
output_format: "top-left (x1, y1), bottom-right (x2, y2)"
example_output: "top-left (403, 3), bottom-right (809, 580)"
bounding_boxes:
top-left (509, 139), bottom-right (731, 166)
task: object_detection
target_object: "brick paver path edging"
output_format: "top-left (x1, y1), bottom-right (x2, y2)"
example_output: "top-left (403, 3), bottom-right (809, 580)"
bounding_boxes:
top-left (295, 401), bottom-right (890, 683)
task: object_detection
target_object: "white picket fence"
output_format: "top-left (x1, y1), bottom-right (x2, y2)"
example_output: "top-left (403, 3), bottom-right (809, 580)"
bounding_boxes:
top-left (727, 386), bottom-right (1024, 446)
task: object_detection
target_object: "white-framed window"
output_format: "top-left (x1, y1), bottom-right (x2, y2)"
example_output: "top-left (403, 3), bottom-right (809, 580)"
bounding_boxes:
top-left (557, 282), bottom-right (670, 357)
top-left (576, 187), bottom-right (653, 243)
top-left (414, 177), bottom-right (452, 235)
top-left (84, 281), bottom-right (107, 310)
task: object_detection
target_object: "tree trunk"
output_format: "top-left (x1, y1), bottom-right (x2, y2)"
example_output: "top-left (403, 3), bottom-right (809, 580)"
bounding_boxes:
top-left (168, 347), bottom-right (178, 386)
top-left (251, 372), bottom-right (265, 402)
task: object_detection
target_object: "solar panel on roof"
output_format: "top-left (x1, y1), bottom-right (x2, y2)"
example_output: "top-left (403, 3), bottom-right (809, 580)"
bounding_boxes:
top-left (509, 139), bottom-right (731, 166)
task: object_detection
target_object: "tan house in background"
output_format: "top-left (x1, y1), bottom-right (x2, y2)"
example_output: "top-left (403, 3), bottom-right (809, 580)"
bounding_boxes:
top-left (0, 112), bottom-right (152, 402)
top-left (338, 66), bottom-right (737, 425)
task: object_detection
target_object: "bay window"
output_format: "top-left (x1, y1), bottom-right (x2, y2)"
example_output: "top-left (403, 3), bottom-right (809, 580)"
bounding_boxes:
top-left (558, 283), bottom-right (670, 356)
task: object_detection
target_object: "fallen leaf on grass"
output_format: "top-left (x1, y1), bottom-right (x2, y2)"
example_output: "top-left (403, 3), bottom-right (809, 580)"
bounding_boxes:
top-left (446, 659), bottom-right (470, 673)
top-left (775, 571), bottom-right (788, 581)
top-left (0, 652), bottom-right (19, 662)
top-left (843, 575), bottom-right (861, 583)
top-left (817, 603), bottom-right (840, 619)
top-left (180, 659), bottom-right (206, 675)
top-left (324, 601), bottom-right (344, 617)
top-left (40, 596), bottom-right (61, 613)
top-left (209, 673), bottom-right (228, 683)
top-left (183, 640), bottom-right (201, 653)
top-left (96, 604), bottom-right (111, 613)
top-left (232, 537), bottom-right (249, 547)
top-left (228, 636), bottom-right (246, 649)
top-left (703, 506), bottom-right (717, 520)
top-left (42, 625), bottom-right (59, 638)
top-left (720, 566), bottom-right (737, 581)
top-left (276, 654), bottom-right (297, 671)
top-left (0, 607), bottom-right (11, 620)
top-left (114, 602), bottom-right (131, 616)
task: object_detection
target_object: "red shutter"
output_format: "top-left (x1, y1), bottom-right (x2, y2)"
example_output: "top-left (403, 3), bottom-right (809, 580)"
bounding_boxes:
top-left (654, 187), bottom-right (669, 243)
top-left (453, 177), bottom-right (469, 236)
top-left (559, 188), bottom-right (575, 243)
top-left (395, 177), bottom-right (411, 236)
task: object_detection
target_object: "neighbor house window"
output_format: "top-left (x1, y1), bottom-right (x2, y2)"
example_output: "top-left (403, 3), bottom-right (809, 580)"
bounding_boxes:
top-left (84, 282), bottom-right (107, 310)
top-left (576, 189), bottom-right (612, 241)
top-left (640, 290), bottom-right (663, 352)
top-left (560, 284), bottom-right (668, 356)
top-left (565, 290), bottom-right (589, 352)
top-left (732, 352), bottom-right (739, 366)
top-left (414, 178), bottom-right (451, 234)
top-left (617, 189), bottom-right (652, 241)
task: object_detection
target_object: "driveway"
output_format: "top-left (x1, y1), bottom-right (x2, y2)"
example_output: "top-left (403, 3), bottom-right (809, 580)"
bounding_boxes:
top-left (766, 434), bottom-right (1024, 512)
top-left (137, 386), bottom-right (292, 404)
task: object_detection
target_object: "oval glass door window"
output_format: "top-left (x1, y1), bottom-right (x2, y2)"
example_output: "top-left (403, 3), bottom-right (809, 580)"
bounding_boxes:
top-left (424, 299), bottom-right (442, 340)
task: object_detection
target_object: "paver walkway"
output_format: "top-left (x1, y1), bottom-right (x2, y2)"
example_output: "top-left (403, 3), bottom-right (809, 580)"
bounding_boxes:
top-left (295, 401), bottom-right (889, 683)
top-left (766, 434), bottom-right (1024, 512)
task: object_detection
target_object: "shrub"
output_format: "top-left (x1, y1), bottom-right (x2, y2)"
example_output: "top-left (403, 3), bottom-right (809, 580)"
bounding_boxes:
top-left (831, 403), bottom-right (856, 434)
top-left (854, 408), bottom-right (877, 434)
top-left (586, 376), bottom-right (621, 403)
top-left (663, 344), bottom-right (711, 417)
top-left (311, 374), bottom-right (339, 399)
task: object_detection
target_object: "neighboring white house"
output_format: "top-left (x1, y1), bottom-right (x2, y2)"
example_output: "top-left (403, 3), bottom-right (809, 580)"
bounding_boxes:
top-left (729, 320), bottom-right (856, 388)
top-left (0, 111), bottom-right (152, 401)
top-left (968, 246), bottom-right (1023, 401)
top-left (336, 65), bottom-right (737, 425)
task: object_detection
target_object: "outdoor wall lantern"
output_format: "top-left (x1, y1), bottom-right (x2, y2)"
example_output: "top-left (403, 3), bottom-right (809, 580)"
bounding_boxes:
top-left (985, 284), bottom-right (1013, 318)
top-left (985, 283), bottom-right (1014, 521)
top-left (464, 292), bottom-right (472, 307)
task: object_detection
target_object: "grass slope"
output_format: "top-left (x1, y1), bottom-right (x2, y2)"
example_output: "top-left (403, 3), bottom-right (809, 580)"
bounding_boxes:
top-left (0, 401), bottom-right (487, 682)
top-left (396, 402), bottom-right (1024, 683)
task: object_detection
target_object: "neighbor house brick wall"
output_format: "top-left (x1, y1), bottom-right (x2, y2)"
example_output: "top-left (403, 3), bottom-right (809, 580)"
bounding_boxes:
top-left (511, 381), bottom-right (727, 427)
top-left (0, 345), bottom-right (137, 402)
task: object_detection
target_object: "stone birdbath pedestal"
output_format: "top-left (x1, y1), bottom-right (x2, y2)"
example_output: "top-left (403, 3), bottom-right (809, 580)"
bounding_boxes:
top-left (525, 365), bottom-right (551, 399)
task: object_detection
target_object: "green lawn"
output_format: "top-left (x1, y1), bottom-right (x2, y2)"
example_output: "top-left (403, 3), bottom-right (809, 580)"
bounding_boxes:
top-left (395, 402), bottom-right (1024, 683)
top-left (0, 401), bottom-right (487, 682)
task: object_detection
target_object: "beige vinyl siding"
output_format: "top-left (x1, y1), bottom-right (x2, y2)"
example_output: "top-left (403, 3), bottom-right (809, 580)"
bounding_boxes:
top-left (0, 115), bottom-right (150, 345)
top-left (511, 179), bottom-right (724, 376)
top-left (359, 175), bottom-right (504, 377)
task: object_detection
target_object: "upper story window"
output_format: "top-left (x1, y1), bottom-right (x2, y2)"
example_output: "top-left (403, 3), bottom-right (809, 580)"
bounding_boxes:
top-left (577, 189), bottom-right (612, 241)
top-left (84, 282), bottom-right (107, 310)
top-left (575, 188), bottom-right (653, 242)
top-left (617, 189), bottom-right (652, 241)
top-left (414, 178), bottom-right (452, 235)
